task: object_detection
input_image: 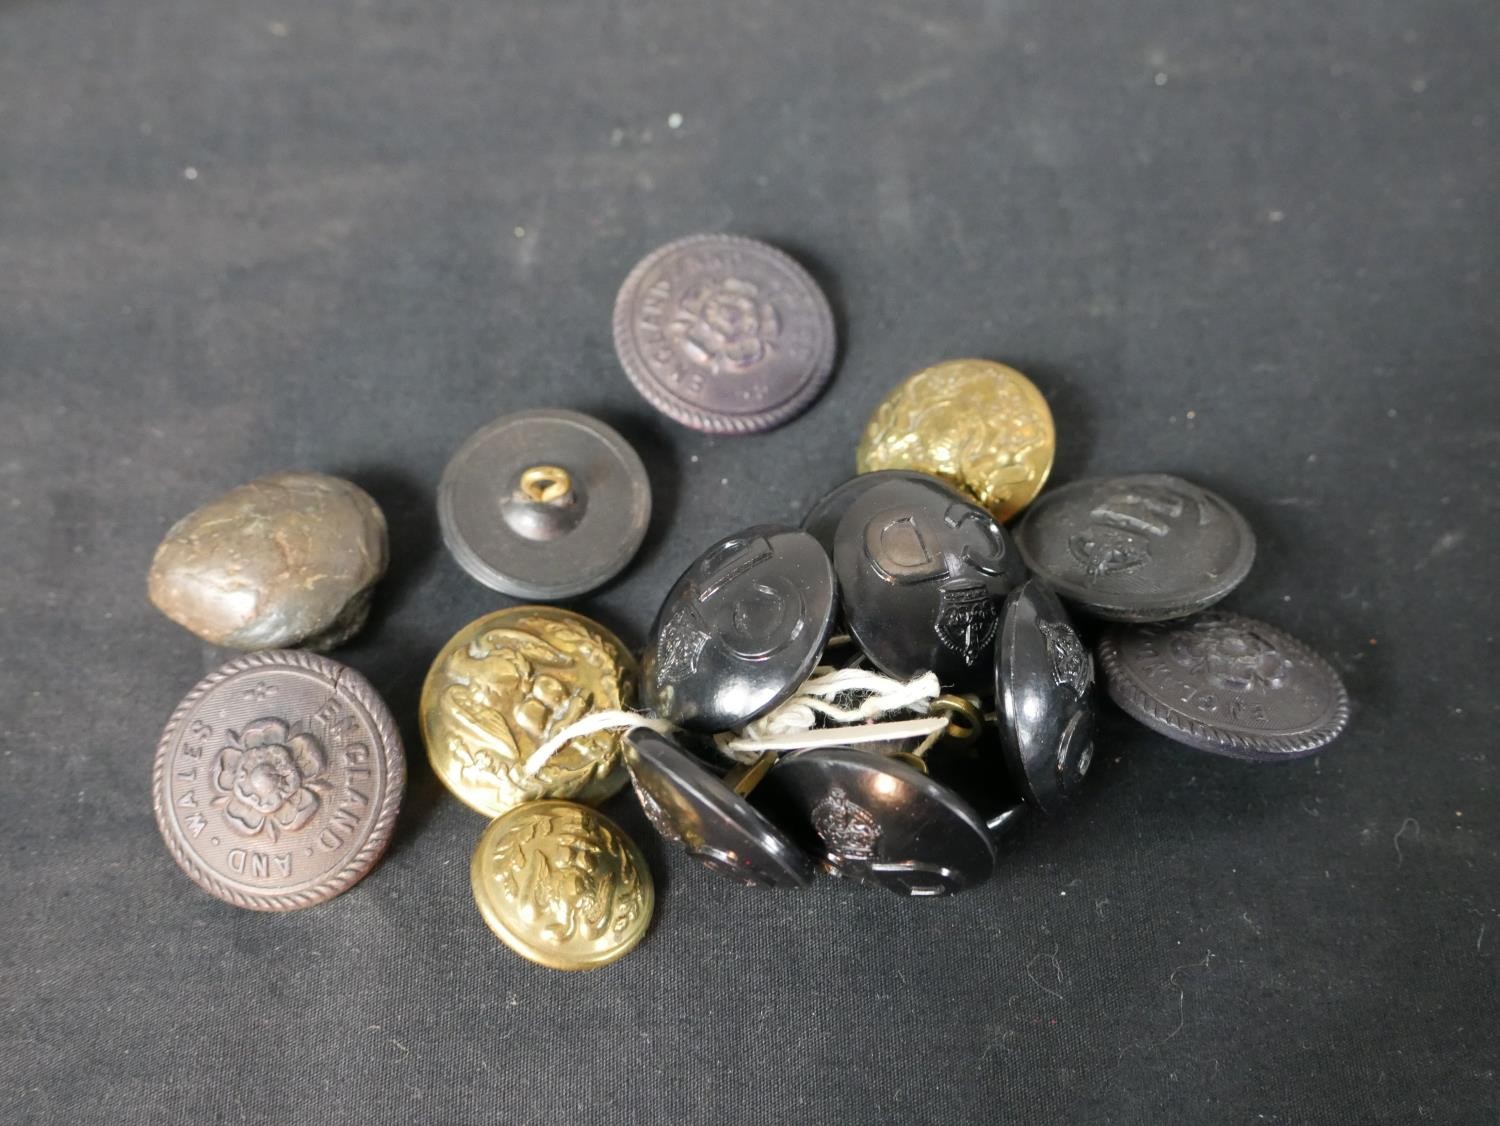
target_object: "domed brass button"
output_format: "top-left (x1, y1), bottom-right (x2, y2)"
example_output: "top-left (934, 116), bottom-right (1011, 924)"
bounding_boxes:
top-left (421, 606), bottom-right (637, 818)
top-left (856, 359), bottom-right (1056, 523)
top-left (471, 800), bottom-right (653, 969)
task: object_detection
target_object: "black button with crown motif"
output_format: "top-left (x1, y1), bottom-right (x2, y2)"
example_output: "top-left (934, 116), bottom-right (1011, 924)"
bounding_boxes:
top-left (750, 747), bottom-right (997, 896)
top-left (641, 525), bottom-right (836, 733)
top-left (833, 475), bottom-right (1026, 692)
top-left (624, 729), bottom-right (812, 888)
top-left (995, 579), bottom-right (1098, 814)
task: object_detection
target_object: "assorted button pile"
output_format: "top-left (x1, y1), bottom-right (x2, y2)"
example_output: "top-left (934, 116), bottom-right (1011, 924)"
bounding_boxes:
top-left (147, 233), bottom-right (1350, 971)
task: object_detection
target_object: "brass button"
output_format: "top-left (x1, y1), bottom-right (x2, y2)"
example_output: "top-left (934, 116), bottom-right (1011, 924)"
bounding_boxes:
top-left (471, 800), bottom-right (653, 969)
top-left (856, 359), bottom-right (1056, 522)
top-left (421, 606), bottom-right (636, 818)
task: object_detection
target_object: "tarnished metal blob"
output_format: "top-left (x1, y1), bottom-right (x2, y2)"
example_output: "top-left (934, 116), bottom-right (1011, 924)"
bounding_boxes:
top-left (1098, 611), bottom-right (1350, 760)
top-left (833, 474), bottom-right (1026, 692)
top-left (151, 650), bottom-right (406, 911)
top-left (856, 359), bottom-right (1055, 522)
top-left (471, 800), bottom-right (653, 970)
top-left (1014, 473), bottom-right (1255, 622)
top-left (421, 606), bottom-right (637, 818)
top-left (641, 525), bottom-right (835, 732)
top-left (613, 234), bottom-right (837, 434)
top-left (625, 729), bottom-right (812, 888)
top-left (147, 472), bottom-right (387, 650)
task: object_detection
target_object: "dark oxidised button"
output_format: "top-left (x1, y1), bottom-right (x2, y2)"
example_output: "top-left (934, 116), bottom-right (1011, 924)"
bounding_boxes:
top-left (833, 475), bottom-right (1026, 692)
top-left (151, 650), bottom-right (406, 911)
top-left (752, 748), bottom-right (997, 896)
top-left (1014, 473), bottom-right (1255, 622)
top-left (641, 525), bottom-right (836, 732)
top-left (800, 469), bottom-right (968, 558)
top-left (995, 579), bottom-right (1097, 814)
top-left (1097, 611), bottom-right (1350, 761)
top-left (625, 730), bottom-right (812, 888)
top-left (438, 409), bottom-right (651, 600)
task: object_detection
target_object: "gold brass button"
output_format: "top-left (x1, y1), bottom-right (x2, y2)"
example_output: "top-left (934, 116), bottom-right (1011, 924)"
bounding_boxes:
top-left (856, 359), bottom-right (1056, 522)
top-left (471, 800), bottom-right (653, 970)
top-left (421, 606), bottom-right (637, 818)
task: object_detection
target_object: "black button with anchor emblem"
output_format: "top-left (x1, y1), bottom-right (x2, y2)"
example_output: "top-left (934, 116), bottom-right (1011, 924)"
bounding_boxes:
top-left (751, 747), bottom-right (998, 896)
top-left (832, 475), bottom-right (1026, 692)
top-left (995, 579), bottom-right (1098, 814)
top-left (624, 729), bottom-right (813, 888)
top-left (641, 525), bottom-right (836, 732)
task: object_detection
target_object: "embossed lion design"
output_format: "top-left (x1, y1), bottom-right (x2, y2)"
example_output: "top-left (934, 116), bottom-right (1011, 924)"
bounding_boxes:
top-left (1169, 616), bottom-right (1290, 691)
top-left (668, 276), bottom-right (780, 373)
top-left (489, 809), bottom-right (644, 944)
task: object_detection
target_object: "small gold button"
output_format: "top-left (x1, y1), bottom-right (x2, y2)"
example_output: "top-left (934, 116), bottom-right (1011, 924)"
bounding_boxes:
top-left (856, 359), bottom-right (1056, 522)
top-left (471, 800), bottom-right (653, 970)
top-left (421, 606), bottom-right (636, 818)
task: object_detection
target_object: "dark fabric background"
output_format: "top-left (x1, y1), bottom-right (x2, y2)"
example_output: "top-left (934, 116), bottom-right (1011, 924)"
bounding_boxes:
top-left (2, 1), bottom-right (1496, 1122)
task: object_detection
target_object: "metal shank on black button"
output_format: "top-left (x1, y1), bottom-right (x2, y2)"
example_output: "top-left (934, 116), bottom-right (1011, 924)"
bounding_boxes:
top-left (624, 729), bottom-right (812, 888)
top-left (833, 475), bottom-right (1026, 692)
top-left (995, 579), bottom-right (1098, 814)
top-left (641, 525), bottom-right (836, 733)
top-left (752, 748), bottom-right (997, 897)
top-left (437, 409), bottom-right (652, 600)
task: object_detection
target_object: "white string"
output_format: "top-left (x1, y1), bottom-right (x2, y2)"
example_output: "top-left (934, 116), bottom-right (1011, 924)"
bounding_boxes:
top-left (520, 710), bottom-right (675, 776)
top-left (714, 666), bottom-right (944, 762)
top-left (518, 667), bottom-right (946, 773)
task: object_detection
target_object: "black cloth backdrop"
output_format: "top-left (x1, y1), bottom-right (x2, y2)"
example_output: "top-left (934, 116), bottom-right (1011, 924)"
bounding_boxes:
top-left (2, 1), bottom-right (1496, 1122)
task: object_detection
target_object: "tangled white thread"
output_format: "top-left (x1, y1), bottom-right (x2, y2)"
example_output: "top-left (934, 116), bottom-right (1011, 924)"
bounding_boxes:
top-left (518, 667), bottom-right (945, 773)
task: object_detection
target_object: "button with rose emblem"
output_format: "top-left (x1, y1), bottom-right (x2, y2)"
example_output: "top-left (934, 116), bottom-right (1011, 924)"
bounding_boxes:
top-left (1097, 611), bottom-right (1350, 760)
top-left (151, 650), bottom-right (405, 911)
top-left (438, 409), bottom-right (651, 600)
top-left (994, 579), bottom-right (1098, 814)
top-left (751, 748), bottom-right (997, 896)
top-left (612, 234), bottom-right (837, 434)
top-left (641, 525), bottom-right (835, 733)
top-left (421, 606), bottom-right (637, 818)
top-left (471, 799), bottom-right (654, 970)
top-left (856, 360), bottom-right (1056, 523)
top-left (625, 729), bottom-right (812, 888)
top-left (833, 474), bottom-right (1026, 692)
top-left (1014, 474), bottom-right (1256, 622)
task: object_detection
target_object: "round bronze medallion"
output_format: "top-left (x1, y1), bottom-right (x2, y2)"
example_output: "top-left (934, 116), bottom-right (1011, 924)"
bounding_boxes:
top-left (151, 650), bottom-right (405, 911)
top-left (471, 800), bottom-right (653, 970)
top-left (421, 606), bottom-right (637, 818)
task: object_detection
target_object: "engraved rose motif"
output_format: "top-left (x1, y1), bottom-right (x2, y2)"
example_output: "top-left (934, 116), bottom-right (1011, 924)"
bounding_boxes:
top-left (1170, 617), bottom-right (1290, 692)
top-left (668, 277), bottom-right (780, 374)
top-left (210, 718), bottom-right (331, 840)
